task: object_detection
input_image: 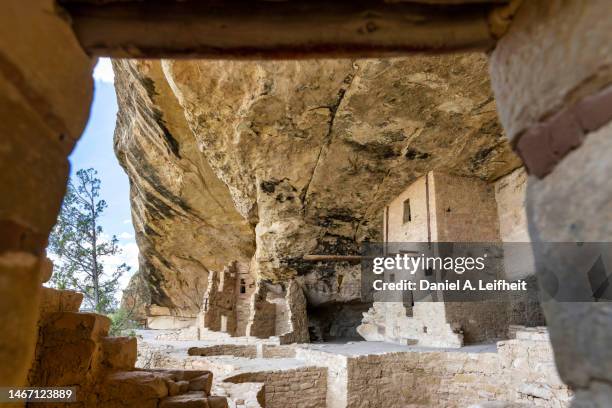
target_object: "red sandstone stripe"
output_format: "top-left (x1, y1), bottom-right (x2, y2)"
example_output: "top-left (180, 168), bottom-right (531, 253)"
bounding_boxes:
top-left (515, 84), bottom-right (612, 178)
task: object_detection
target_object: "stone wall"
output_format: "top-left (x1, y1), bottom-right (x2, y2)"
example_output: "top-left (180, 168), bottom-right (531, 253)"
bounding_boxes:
top-left (494, 168), bottom-right (529, 244)
top-left (430, 171), bottom-right (500, 243)
top-left (201, 264), bottom-right (238, 335)
top-left (235, 262), bottom-right (256, 336)
top-left (360, 170), bottom-right (545, 346)
top-left (493, 168), bottom-right (545, 327)
top-left (26, 287), bottom-right (229, 408)
top-left (298, 328), bottom-right (572, 408)
top-left (277, 280), bottom-right (310, 344)
top-left (261, 345), bottom-right (297, 359)
top-left (245, 280), bottom-right (309, 343)
top-left (146, 305), bottom-right (196, 330)
top-left (362, 171), bottom-right (511, 346)
top-left (197, 260), bottom-right (256, 337)
top-left (189, 345), bottom-right (258, 359)
top-left (246, 283), bottom-right (277, 339)
top-left (224, 366), bottom-right (327, 408)
top-left (430, 172), bottom-right (508, 344)
top-left (386, 175), bottom-right (429, 243)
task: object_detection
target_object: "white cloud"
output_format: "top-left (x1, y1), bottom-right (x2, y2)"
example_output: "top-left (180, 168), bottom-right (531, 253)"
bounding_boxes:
top-left (93, 58), bottom-right (114, 83)
top-left (118, 232), bottom-right (135, 240)
top-left (123, 219), bottom-right (132, 224)
top-left (103, 240), bottom-right (140, 301)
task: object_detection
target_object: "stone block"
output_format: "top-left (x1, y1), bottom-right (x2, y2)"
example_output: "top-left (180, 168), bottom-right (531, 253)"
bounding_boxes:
top-left (31, 312), bottom-right (111, 386)
top-left (36, 338), bottom-right (96, 386)
top-left (38, 288), bottom-right (83, 321)
top-left (159, 392), bottom-right (216, 408)
top-left (102, 371), bottom-right (169, 401)
top-left (189, 373), bottom-right (213, 395)
top-left (167, 379), bottom-right (181, 396)
top-left (101, 336), bottom-right (138, 370)
top-left (178, 380), bottom-right (191, 393)
top-left (153, 370), bottom-right (212, 382)
top-left (60, 291), bottom-right (84, 313)
top-left (43, 312), bottom-right (110, 345)
top-left (207, 396), bottom-right (229, 408)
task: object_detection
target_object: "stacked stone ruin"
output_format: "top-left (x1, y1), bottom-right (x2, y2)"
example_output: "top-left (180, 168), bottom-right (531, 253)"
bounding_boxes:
top-left (27, 287), bottom-right (228, 408)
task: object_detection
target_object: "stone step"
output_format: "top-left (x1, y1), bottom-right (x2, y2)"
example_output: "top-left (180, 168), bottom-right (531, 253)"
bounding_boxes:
top-left (159, 392), bottom-right (228, 408)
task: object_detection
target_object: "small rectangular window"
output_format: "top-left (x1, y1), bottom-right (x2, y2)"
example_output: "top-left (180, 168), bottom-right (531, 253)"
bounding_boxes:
top-left (240, 279), bottom-right (246, 294)
top-left (403, 199), bottom-right (411, 223)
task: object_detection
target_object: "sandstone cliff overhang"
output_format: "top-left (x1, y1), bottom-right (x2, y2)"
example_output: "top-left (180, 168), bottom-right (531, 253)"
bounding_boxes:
top-left (113, 54), bottom-right (521, 316)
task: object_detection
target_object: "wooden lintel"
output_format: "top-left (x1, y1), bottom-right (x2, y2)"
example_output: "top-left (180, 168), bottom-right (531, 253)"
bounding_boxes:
top-left (59, 0), bottom-right (504, 59)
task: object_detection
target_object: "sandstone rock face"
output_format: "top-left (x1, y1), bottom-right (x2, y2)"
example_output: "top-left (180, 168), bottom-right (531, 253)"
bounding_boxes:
top-left (113, 60), bottom-right (255, 316)
top-left (114, 54), bottom-right (521, 317)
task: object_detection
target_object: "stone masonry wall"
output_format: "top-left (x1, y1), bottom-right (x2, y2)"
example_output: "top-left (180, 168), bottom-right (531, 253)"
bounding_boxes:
top-left (223, 366), bottom-right (327, 408)
top-left (298, 328), bottom-right (572, 408)
top-left (188, 345), bottom-right (258, 359)
top-left (386, 174), bottom-right (429, 243)
top-left (430, 171), bottom-right (500, 243)
top-left (27, 287), bottom-right (229, 408)
top-left (363, 171), bottom-right (514, 346)
top-left (235, 263), bottom-right (256, 336)
top-left (246, 283), bottom-right (277, 338)
top-left (494, 167), bottom-right (530, 244)
top-left (494, 168), bottom-right (545, 327)
top-left (201, 264), bottom-right (238, 335)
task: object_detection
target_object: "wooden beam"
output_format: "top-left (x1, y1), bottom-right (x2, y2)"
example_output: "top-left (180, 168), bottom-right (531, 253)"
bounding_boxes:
top-left (59, 0), bottom-right (504, 59)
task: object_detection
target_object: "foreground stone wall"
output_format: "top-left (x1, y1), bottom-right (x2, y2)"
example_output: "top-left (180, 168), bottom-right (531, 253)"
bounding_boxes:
top-left (489, 1), bottom-right (612, 405)
top-left (24, 287), bottom-right (230, 408)
top-left (0, 0), bottom-right (93, 390)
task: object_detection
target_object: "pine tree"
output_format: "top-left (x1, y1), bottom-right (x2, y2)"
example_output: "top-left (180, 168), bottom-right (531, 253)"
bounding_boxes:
top-left (48, 168), bottom-right (129, 313)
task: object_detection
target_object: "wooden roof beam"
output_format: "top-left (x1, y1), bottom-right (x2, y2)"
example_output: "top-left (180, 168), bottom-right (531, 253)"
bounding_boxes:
top-left (58, 0), bottom-right (511, 59)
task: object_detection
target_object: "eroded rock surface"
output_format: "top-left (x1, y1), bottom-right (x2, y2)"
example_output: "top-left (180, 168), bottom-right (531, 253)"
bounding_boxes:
top-left (114, 54), bottom-right (521, 316)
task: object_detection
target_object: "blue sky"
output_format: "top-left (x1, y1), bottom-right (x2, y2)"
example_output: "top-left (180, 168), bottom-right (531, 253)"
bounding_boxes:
top-left (68, 58), bottom-right (138, 292)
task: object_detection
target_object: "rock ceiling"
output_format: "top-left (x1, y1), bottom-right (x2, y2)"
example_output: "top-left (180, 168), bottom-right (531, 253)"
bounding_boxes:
top-left (113, 54), bottom-right (521, 314)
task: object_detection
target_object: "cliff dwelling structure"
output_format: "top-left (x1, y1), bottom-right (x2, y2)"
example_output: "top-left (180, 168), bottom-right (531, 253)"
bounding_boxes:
top-left (1, 1), bottom-right (612, 408)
